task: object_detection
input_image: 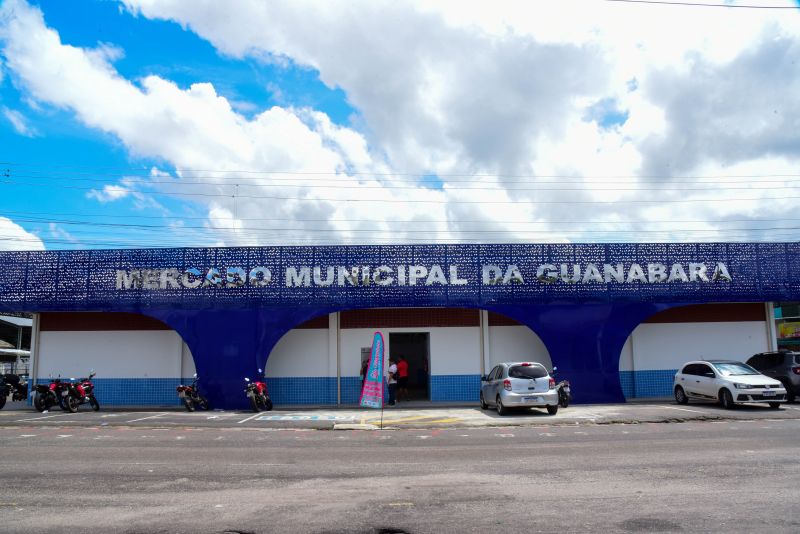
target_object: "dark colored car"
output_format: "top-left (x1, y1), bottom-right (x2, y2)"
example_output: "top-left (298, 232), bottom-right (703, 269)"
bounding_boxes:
top-left (746, 350), bottom-right (800, 403)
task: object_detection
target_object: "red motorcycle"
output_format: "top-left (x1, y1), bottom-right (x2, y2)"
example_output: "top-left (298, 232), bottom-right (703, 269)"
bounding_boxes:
top-left (62, 371), bottom-right (100, 413)
top-left (176, 374), bottom-right (210, 412)
top-left (244, 369), bottom-right (272, 412)
top-left (33, 376), bottom-right (68, 412)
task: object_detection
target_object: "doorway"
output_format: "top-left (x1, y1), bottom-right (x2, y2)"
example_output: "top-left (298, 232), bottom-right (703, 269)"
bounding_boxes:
top-left (389, 332), bottom-right (430, 401)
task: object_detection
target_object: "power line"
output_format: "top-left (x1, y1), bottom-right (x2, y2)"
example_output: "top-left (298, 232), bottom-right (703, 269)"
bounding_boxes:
top-left (9, 172), bottom-right (800, 192)
top-left (4, 161), bottom-right (800, 182)
top-left (4, 208), bottom-right (800, 226)
top-left (604, 0), bottom-right (800, 8)
top-left (9, 216), bottom-right (800, 235)
top-left (3, 180), bottom-right (799, 204)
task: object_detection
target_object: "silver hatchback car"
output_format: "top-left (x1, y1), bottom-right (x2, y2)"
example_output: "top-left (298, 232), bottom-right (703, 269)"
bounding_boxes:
top-left (480, 362), bottom-right (559, 415)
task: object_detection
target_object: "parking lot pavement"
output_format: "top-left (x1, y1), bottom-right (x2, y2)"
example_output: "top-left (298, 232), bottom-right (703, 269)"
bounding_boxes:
top-left (1, 400), bottom-right (799, 430)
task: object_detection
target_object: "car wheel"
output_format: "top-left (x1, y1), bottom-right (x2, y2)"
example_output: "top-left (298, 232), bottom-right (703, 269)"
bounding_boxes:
top-left (674, 386), bottom-right (689, 405)
top-left (496, 396), bottom-right (507, 416)
top-left (479, 392), bottom-right (488, 410)
top-left (768, 402), bottom-right (781, 410)
top-left (778, 380), bottom-right (795, 403)
top-left (546, 404), bottom-right (558, 415)
top-left (719, 388), bottom-right (735, 410)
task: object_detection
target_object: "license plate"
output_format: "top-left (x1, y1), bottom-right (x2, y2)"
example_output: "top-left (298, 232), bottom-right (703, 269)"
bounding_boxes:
top-left (762, 390), bottom-right (776, 397)
top-left (523, 396), bottom-right (543, 402)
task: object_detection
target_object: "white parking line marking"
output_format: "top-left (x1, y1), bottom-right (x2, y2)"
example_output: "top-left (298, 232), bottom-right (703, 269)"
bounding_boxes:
top-left (56, 435), bottom-right (72, 438)
top-left (14, 413), bottom-right (73, 422)
top-left (658, 405), bottom-right (706, 413)
top-left (236, 412), bottom-right (263, 424)
top-left (126, 413), bottom-right (167, 423)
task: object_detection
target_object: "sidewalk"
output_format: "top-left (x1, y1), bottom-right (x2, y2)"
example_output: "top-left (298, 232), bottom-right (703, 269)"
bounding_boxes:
top-left (1, 399), bottom-right (798, 430)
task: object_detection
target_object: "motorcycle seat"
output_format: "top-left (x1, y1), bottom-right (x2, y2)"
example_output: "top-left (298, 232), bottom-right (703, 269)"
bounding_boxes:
top-left (2, 374), bottom-right (21, 385)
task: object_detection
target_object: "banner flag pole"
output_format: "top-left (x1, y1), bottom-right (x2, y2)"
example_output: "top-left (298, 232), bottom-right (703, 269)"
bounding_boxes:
top-left (359, 332), bottom-right (385, 429)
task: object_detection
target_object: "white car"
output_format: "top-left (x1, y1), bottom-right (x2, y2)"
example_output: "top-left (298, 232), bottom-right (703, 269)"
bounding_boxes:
top-left (480, 362), bottom-right (560, 415)
top-left (673, 360), bottom-right (787, 410)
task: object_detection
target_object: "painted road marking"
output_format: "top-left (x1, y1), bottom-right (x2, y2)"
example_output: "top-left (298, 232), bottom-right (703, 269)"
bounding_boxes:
top-left (236, 412), bottom-right (263, 424)
top-left (14, 413), bottom-right (74, 422)
top-left (659, 405), bottom-right (706, 413)
top-left (256, 415), bottom-right (356, 422)
top-left (126, 413), bottom-right (168, 423)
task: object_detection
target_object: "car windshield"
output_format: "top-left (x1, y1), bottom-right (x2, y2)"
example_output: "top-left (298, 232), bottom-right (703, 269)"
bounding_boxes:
top-left (508, 365), bottom-right (547, 379)
top-left (713, 362), bottom-right (759, 376)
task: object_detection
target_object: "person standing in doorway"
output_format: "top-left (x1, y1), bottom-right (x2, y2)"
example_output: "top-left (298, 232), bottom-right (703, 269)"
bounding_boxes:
top-left (396, 355), bottom-right (409, 401)
top-left (386, 358), bottom-right (398, 406)
top-left (359, 358), bottom-right (369, 388)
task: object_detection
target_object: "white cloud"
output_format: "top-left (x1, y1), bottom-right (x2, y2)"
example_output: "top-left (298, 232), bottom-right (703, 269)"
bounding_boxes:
top-left (3, 0), bottom-right (800, 246)
top-left (0, 217), bottom-right (44, 250)
top-left (2, 106), bottom-right (36, 136)
top-left (87, 183), bottom-right (132, 202)
top-left (48, 222), bottom-right (81, 246)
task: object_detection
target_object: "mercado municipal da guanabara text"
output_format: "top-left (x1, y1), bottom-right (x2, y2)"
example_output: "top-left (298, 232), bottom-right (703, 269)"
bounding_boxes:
top-left (115, 261), bottom-right (732, 290)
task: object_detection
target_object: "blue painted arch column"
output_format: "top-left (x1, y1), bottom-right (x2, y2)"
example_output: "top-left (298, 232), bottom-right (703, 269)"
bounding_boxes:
top-left (487, 302), bottom-right (682, 404)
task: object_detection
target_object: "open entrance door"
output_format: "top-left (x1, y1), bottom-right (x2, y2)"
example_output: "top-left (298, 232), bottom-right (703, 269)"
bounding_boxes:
top-left (389, 332), bottom-right (430, 401)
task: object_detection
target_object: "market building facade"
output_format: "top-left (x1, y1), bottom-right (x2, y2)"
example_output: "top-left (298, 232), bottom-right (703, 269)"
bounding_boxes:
top-left (0, 243), bottom-right (796, 409)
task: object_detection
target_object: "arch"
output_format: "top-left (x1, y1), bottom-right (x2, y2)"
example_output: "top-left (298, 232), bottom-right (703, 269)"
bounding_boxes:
top-left (618, 302), bottom-right (771, 400)
top-left (34, 311), bottom-right (198, 406)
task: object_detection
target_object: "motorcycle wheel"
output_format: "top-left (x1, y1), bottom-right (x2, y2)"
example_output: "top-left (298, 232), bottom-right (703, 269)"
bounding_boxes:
top-left (263, 397), bottom-right (273, 411)
top-left (64, 395), bottom-right (79, 413)
top-left (0, 394), bottom-right (6, 410)
top-left (183, 398), bottom-right (195, 412)
top-left (250, 396), bottom-right (260, 412)
top-left (89, 396), bottom-right (100, 411)
top-left (33, 393), bottom-right (46, 412)
top-left (197, 397), bottom-right (211, 411)
top-left (559, 391), bottom-right (570, 408)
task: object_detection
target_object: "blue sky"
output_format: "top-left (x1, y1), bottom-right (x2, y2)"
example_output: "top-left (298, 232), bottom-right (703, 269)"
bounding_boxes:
top-left (1, 0), bottom-right (359, 249)
top-left (2, 0), bottom-right (800, 249)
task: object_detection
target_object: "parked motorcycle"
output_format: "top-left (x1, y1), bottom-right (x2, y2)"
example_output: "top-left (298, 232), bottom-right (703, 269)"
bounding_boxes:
top-left (176, 374), bottom-right (210, 412)
top-left (0, 373), bottom-right (28, 410)
top-left (33, 376), bottom-right (68, 412)
top-left (551, 367), bottom-right (571, 408)
top-left (244, 369), bottom-right (272, 412)
top-left (62, 371), bottom-right (99, 413)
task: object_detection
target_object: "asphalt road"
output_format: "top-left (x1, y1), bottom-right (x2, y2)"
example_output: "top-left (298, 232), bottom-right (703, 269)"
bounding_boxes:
top-left (0, 418), bottom-right (798, 533)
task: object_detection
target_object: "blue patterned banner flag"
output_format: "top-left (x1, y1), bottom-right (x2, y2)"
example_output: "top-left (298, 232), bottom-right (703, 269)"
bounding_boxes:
top-left (359, 332), bottom-right (385, 409)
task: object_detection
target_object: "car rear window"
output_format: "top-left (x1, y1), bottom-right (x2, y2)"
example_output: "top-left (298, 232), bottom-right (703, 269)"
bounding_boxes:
top-left (508, 365), bottom-right (548, 379)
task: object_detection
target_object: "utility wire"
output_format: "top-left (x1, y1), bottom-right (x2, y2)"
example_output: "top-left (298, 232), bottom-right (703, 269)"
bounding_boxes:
top-left (2, 180), bottom-right (799, 204)
top-left (604, 0), bottom-right (800, 8)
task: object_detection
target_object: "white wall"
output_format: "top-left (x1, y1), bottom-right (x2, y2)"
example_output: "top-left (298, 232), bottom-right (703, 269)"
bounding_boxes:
top-left (266, 329), bottom-right (330, 377)
top-left (488, 326), bottom-right (551, 370)
top-left (622, 321), bottom-right (770, 371)
top-left (38, 330), bottom-right (187, 378)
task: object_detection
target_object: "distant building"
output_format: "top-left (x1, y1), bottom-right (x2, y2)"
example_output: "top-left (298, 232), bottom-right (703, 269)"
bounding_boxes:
top-left (0, 314), bottom-right (32, 375)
